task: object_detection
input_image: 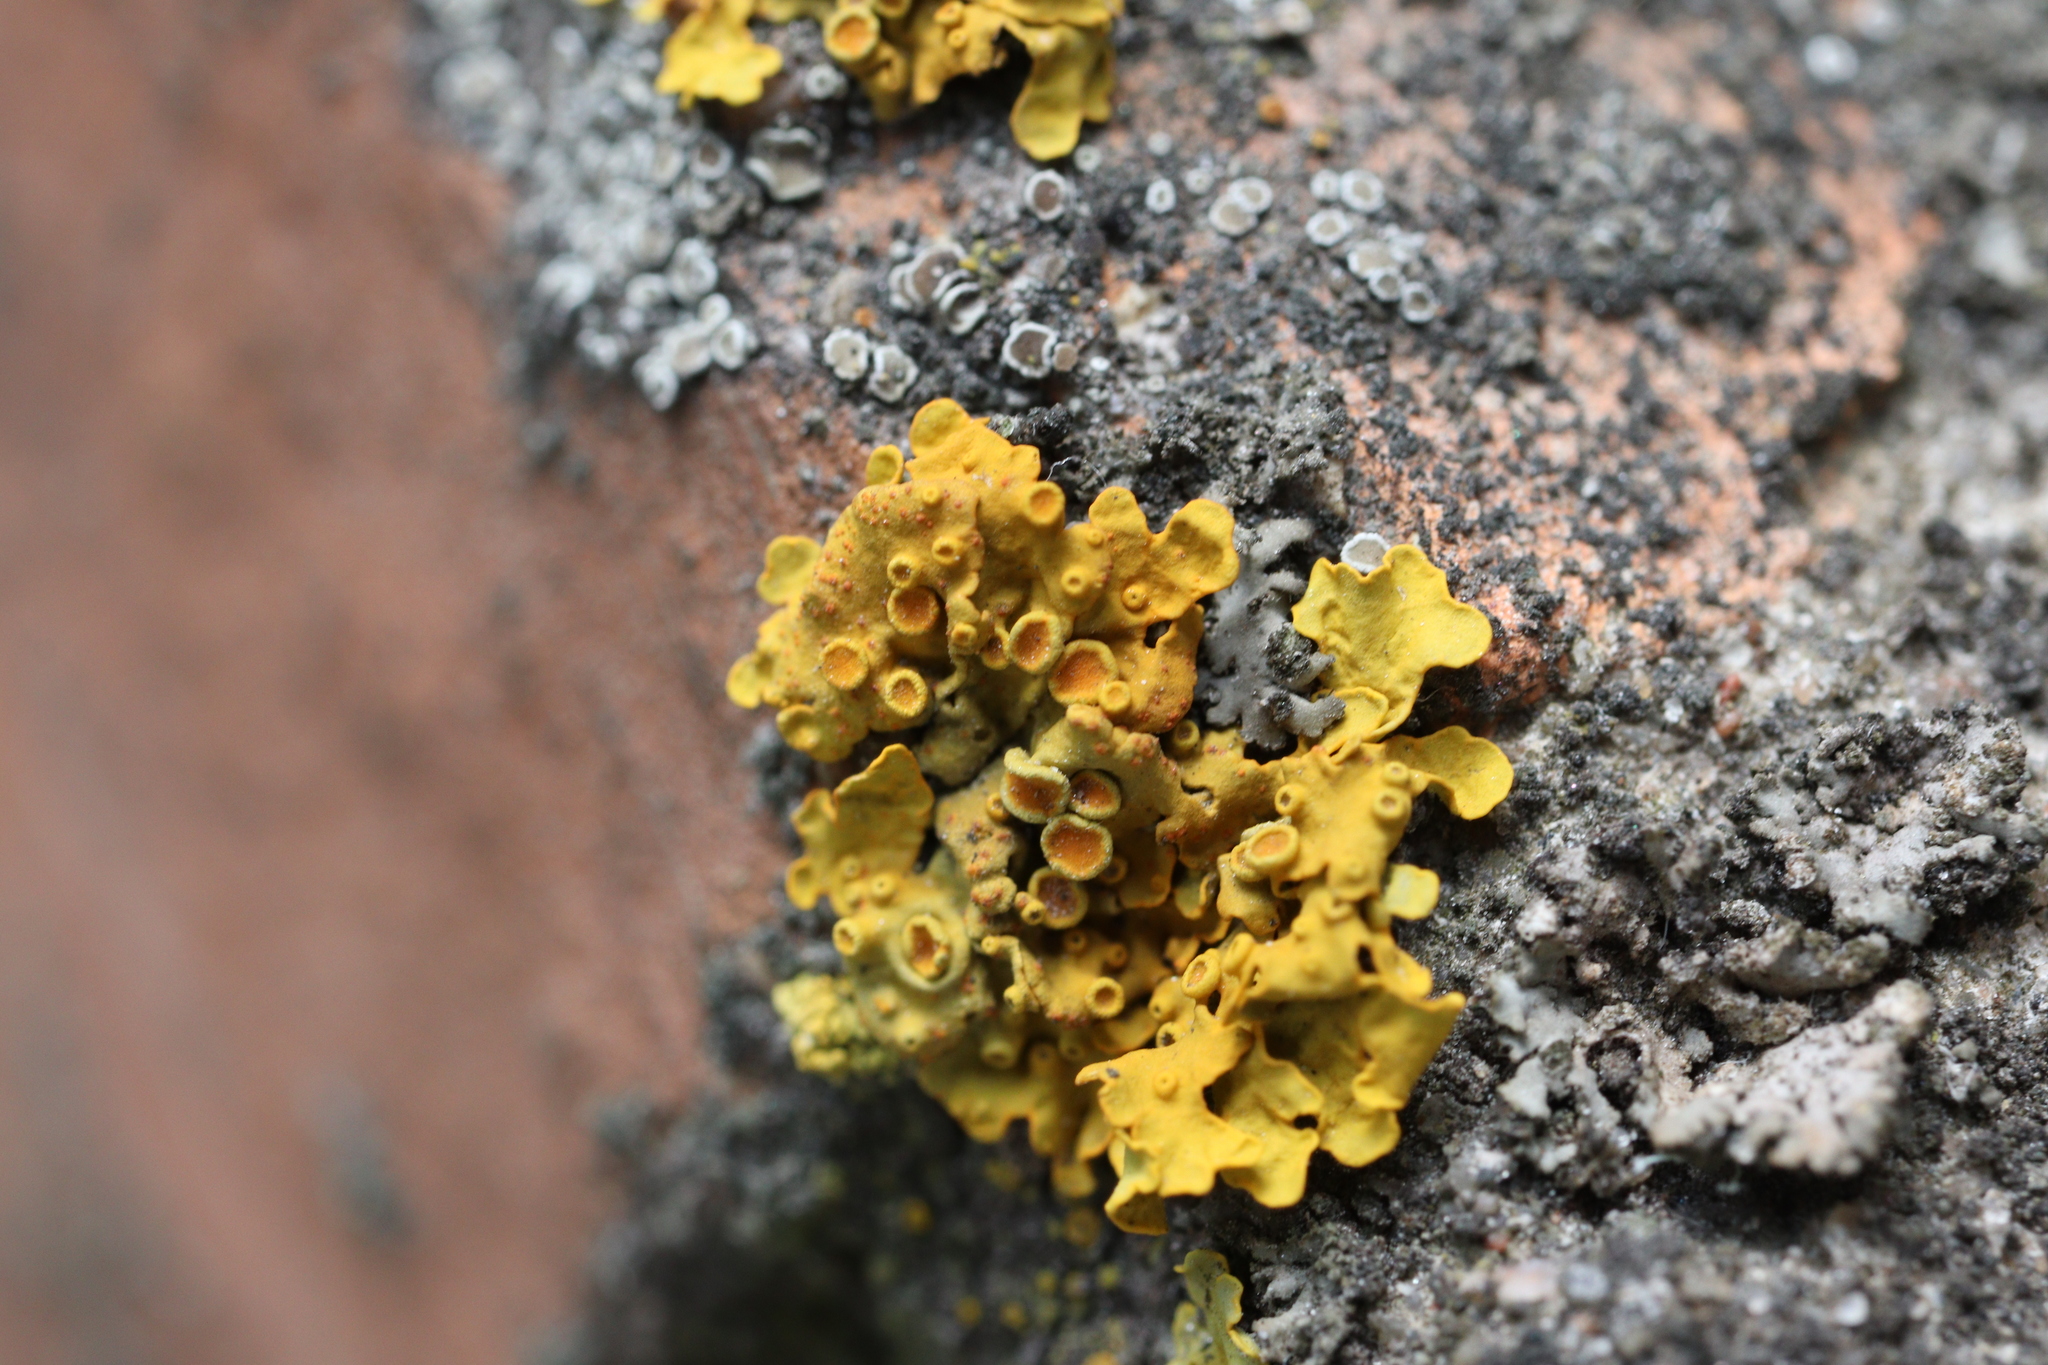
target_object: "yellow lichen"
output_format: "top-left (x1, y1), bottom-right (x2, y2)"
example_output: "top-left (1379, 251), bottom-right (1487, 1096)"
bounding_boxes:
top-left (581, 0), bottom-right (1116, 159)
top-left (727, 397), bottom-right (1235, 765)
top-left (1167, 1250), bottom-right (1264, 1365)
top-left (784, 744), bottom-right (995, 1059)
top-left (1209, 1025), bottom-right (1322, 1207)
top-left (1290, 546), bottom-right (1494, 734)
top-left (1079, 1008), bottom-right (1259, 1233)
top-left (754, 399), bottom-right (1512, 1232)
top-left (769, 972), bottom-right (903, 1077)
top-left (655, 0), bottom-right (786, 106)
top-left (819, 0), bottom-right (1122, 157)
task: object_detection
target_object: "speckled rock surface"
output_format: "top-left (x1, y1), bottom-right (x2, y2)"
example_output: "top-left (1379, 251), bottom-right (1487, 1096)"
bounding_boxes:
top-left (415, 0), bottom-right (2048, 1362)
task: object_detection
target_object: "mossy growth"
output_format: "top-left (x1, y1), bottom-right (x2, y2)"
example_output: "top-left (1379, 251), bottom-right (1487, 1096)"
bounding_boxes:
top-left (737, 399), bottom-right (1512, 1232)
top-left (579, 0), bottom-right (1118, 160)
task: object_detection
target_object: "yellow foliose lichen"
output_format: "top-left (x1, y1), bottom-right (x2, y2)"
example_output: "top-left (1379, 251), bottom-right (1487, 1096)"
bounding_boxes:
top-left (1290, 545), bottom-right (1496, 741)
top-left (1076, 1008), bottom-right (1259, 1232)
top-left (727, 397), bottom-right (1235, 765)
top-left (822, 0), bottom-right (1121, 158)
top-left (581, 0), bottom-right (1117, 159)
top-left (753, 399), bottom-right (1513, 1233)
top-left (770, 972), bottom-right (904, 1077)
top-left (786, 743), bottom-right (996, 1059)
top-left (655, 0), bottom-right (786, 106)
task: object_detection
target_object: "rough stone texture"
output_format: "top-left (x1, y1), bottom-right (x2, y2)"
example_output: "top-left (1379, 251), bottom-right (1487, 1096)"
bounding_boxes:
top-left (399, 0), bottom-right (2048, 1358)
top-left (16, 0), bottom-right (2047, 1359)
top-left (409, 0), bottom-right (2048, 1364)
top-left (0, 0), bottom-right (1990, 1358)
top-left (412, 0), bottom-right (1963, 698)
top-left (1648, 979), bottom-right (1932, 1177)
top-left (0, 1), bottom-right (807, 1359)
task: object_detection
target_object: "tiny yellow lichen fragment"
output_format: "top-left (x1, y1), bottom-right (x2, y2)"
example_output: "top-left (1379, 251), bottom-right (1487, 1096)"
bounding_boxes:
top-left (1168, 1250), bottom-right (1264, 1365)
top-left (1378, 862), bottom-right (1441, 922)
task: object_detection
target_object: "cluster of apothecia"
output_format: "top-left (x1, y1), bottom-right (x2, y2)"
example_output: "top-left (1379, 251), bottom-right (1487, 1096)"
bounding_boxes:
top-left (732, 399), bottom-right (1513, 1233)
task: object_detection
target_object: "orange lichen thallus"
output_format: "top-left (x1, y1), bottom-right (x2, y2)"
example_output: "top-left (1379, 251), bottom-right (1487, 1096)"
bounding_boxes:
top-left (579, 0), bottom-right (1118, 160)
top-left (749, 400), bottom-right (1513, 1231)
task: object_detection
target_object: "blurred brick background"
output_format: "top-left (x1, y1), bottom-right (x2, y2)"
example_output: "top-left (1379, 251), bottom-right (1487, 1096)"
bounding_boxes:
top-left (0, 1), bottom-right (797, 1360)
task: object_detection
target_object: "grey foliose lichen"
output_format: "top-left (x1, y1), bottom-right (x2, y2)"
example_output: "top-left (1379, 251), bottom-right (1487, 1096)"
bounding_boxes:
top-left (1196, 519), bottom-right (1347, 752)
top-left (1479, 702), bottom-right (2043, 1195)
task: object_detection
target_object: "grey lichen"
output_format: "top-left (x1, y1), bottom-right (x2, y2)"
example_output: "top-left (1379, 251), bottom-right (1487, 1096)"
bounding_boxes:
top-left (1716, 912), bottom-right (1890, 997)
top-left (1736, 712), bottom-right (2038, 944)
top-left (1649, 980), bottom-right (1934, 1176)
top-left (743, 125), bottom-right (828, 203)
top-left (419, 0), bottom-right (772, 405)
top-left (1242, 1216), bottom-right (1378, 1365)
top-left (1196, 519), bottom-right (1346, 751)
